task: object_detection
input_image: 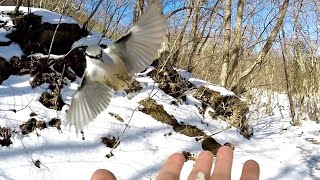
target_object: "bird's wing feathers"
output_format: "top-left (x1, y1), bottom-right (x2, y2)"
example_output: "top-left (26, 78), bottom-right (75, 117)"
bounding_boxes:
top-left (112, 0), bottom-right (167, 75)
top-left (66, 76), bottom-right (113, 131)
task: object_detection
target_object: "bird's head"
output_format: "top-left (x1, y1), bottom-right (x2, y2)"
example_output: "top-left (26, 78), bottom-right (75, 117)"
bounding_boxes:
top-left (85, 45), bottom-right (102, 59)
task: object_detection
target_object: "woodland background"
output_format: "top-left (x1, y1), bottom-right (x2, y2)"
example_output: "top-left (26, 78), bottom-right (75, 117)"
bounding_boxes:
top-left (2, 0), bottom-right (320, 125)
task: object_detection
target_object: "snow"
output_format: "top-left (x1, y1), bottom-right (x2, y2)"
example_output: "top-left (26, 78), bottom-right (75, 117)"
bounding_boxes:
top-left (178, 69), bottom-right (235, 96)
top-left (0, 43), bottom-right (23, 60)
top-left (71, 32), bottom-right (113, 49)
top-left (0, 6), bottom-right (77, 24)
top-left (1, 73), bottom-right (320, 180)
top-left (0, 6), bottom-right (320, 180)
top-left (0, 12), bottom-right (14, 43)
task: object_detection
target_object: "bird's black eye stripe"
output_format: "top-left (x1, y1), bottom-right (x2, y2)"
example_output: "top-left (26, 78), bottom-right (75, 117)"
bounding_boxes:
top-left (85, 49), bottom-right (103, 61)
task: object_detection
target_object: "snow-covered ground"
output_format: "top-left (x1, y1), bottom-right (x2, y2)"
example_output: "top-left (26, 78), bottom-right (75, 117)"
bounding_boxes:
top-left (0, 6), bottom-right (319, 180)
top-left (1, 73), bottom-right (319, 180)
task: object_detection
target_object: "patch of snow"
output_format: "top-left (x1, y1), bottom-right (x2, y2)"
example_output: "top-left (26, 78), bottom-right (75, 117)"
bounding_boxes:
top-left (177, 69), bottom-right (234, 96)
top-left (0, 12), bottom-right (14, 42)
top-left (0, 28), bottom-right (11, 42)
top-left (0, 6), bottom-right (77, 24)
top-left (72, 32), bottom-right (113, 49)
top-left (0, 43), bottom-right (23, 60)
top-left (1, 72), bottom-right (320, 180)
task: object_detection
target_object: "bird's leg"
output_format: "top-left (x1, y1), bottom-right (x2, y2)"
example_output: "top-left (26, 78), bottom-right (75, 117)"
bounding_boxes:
top-left (102, 77), bottom-right (115, 89)
top-left (114, 74), bottom-right (130, 86)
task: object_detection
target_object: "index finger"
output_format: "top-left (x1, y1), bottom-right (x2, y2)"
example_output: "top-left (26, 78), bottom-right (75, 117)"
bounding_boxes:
top-left (156, 153), bottom-right (186, 180)
top-left (211, 146), bottom-right (234, 180)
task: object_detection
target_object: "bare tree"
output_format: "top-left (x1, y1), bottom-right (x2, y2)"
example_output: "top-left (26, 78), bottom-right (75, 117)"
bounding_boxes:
top-left (171, 0), bottom-right (193, 65)
top-left (82, 0), bottom-right (103, 31)
top-left (227, 0), bottom-right (244, 85)
top-left (220, 0), bottom-right (231, 87)
top-left (14, 0), bottom-right (23, 14)
top-left (133, 0), bottom-right (144, 23)
top-left (229, 0), bottom-right (289, 94)
top-left (186, 0), bottom-right (205, 72)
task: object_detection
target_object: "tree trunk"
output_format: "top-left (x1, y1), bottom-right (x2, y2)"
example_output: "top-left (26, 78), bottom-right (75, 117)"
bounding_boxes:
top-left (220, 0), bottom-right (232, 87)
top-left (197, 0), bottom-right (220, 56)
top-left (171, 0), bottom-right (193, 65)
top-left (186, 0), bottom-right (204, 72)
top-left (230, 0), bottom-right (289, 94)
top-left (14, 0), bottom-right (23, 15)
top-left (227, 0), bottom-right (244, 86)
top-left (133, 0), bottom-right (144, 23)
top-left (280, 30), bottom-right (297, 125)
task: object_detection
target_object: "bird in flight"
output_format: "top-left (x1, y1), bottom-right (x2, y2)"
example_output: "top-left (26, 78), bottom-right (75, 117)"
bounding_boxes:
top-left (66, 0), bottom-right (167, 132)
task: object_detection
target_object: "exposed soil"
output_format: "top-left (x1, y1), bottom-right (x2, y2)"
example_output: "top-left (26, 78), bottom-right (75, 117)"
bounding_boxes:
top-left (148, 60), bottom-right (195, 100)
top-left (101, 136), bottom-right (119, 149)
top-left (194, 86), bottom-right (252, 138)
top-left (139, 98), bottom-right (221, 155)
top-left (39, 91), bottom-right (65, 111)
top-left (124, 79), bottom-right (143, 94)
top-left (29, 112), bottom-right (37, 117)
top-left (182, 151), bottom-right (196, 161)
top-left (48, 118), bottom-right (62, 130)
top-left (20, 118), bottom-right (47, 135)
top-left (0, 126), bottom-right (12, 147)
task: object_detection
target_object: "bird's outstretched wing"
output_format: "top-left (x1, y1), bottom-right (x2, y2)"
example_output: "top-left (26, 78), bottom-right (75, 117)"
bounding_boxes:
top-left (66, 76), bottom-right (113, 132)
top-left (112, 0), bottom-right (167, 75)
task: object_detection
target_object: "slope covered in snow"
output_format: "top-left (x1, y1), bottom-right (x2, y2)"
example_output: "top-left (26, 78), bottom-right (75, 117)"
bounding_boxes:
top-left (0, 6), bottom-right (319, 180)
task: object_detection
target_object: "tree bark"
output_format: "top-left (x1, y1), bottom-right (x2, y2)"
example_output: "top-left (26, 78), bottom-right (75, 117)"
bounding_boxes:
top-left (280, 29), bottom-right (297, 125)
top-left (133, 0), bottom-right (144, 23)
top-left (14, 0), bottom-right (23, 14)
top-left (227, 0), bottom-right (244, 86)
top-left (220, 0), bottom-right (231, 87)
top-left (230, 0), bottom-right (289, 94)
top-left (171, 0), bottom-right (193, 65)
top-left (186, 0), bottom-right (204, 72)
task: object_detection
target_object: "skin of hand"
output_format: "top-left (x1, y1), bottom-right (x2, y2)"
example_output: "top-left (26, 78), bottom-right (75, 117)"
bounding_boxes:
top-left (91, 146), bottom-right (260, 180)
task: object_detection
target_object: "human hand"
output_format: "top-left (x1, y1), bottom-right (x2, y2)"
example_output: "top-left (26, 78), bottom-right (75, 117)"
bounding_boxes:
top-left (91, 146), bottom-right (260, 180)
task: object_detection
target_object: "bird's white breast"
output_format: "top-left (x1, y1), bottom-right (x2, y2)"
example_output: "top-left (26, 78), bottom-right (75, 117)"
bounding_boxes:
top-left (85, 48), bottom-right (130, 90)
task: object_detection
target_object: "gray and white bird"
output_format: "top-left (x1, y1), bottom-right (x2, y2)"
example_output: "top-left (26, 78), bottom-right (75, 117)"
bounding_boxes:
top-left (66, 0), bottom-right (167, 132)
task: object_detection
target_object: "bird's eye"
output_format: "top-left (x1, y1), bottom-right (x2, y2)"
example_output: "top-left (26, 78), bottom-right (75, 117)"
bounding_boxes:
top-left (99, 44), bottom-right (107, 49)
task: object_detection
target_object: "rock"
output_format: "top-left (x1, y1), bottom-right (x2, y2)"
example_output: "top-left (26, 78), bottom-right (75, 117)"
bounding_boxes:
top-left (63, 69), bottom-right (76, 82)
top-left (201, 137), bottom-right (221, 155)
top-left (7, 13), bottom-right (86, 55)
top-left (0, 75), bottom-right (3, 85)
top-left (0, 56), bottom-right (12, 84)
